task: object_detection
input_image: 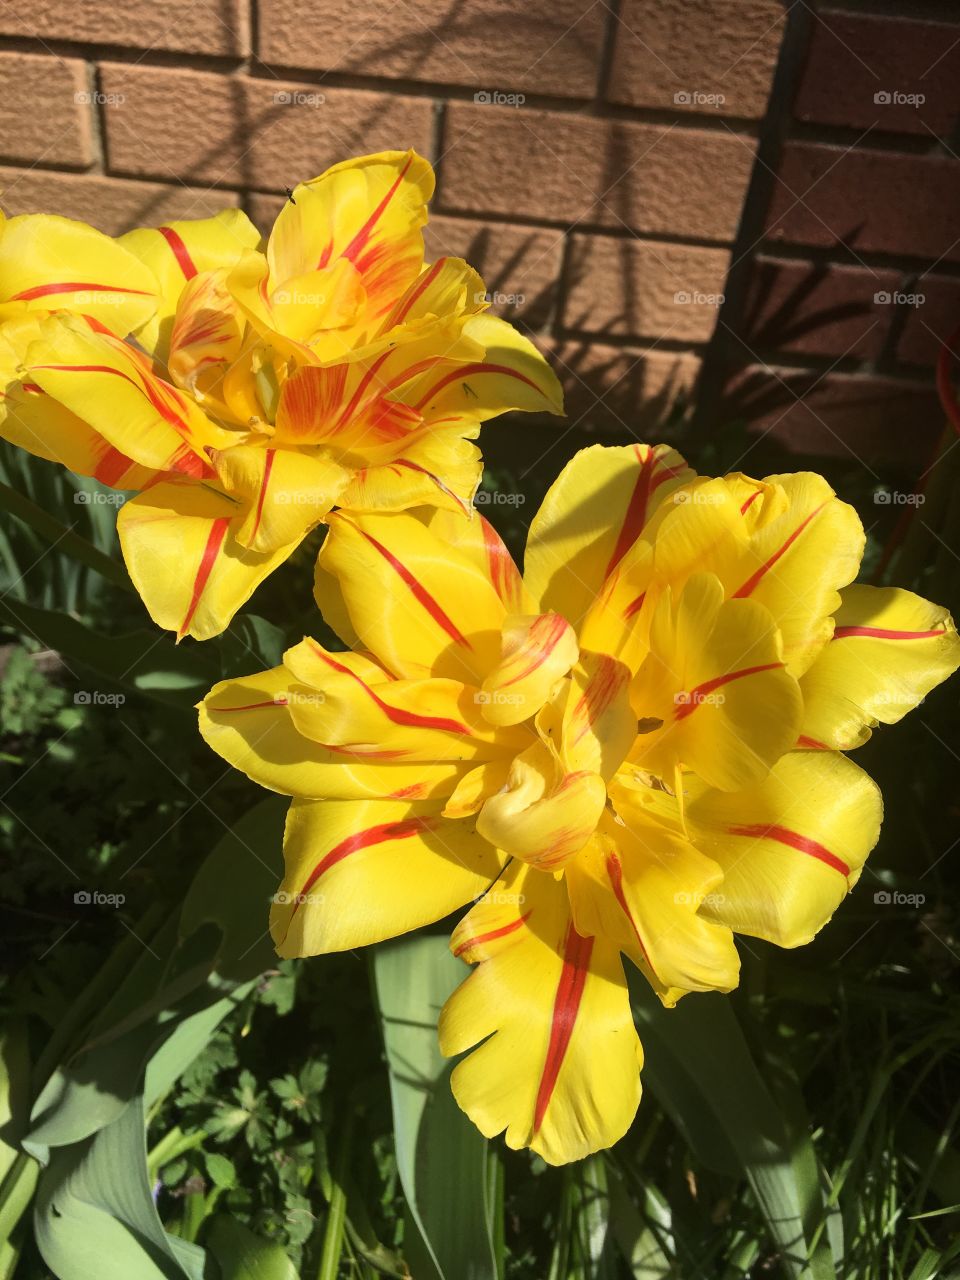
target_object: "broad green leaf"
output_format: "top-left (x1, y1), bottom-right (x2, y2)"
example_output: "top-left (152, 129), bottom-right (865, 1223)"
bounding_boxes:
top-left (33, 1095), bottom-right (203, 1280)
top-left (373, 933), bottom-right (502, 1280)
top-left (205, 1214), bottom-right (299, 1279)
top-left (631, 982), bottom-right (837, 1280)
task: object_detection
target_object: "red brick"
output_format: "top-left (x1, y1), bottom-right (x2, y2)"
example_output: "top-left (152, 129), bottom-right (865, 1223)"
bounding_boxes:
top-left (441, 104), bottom-right (756, 241)
top-left (425, 216), bottom-right (563, 328)
top-left (609, 0), bottom-right (784, 119)
top-left (0, 53), bottom-right (91, 169)
top-left (99, 65), bottom-right (434, 191)
top-left (546, 339), bottom-right (701, 433)
top-left (563, 235), bottom-right (729, 343)
top-left (0, 167), bottom-right (240, 236)
top-left (258, 0), bottom-right (604, 99)
top-left (741, 257), bottom-right (901, 361)
top-left (0, 0), bottom-right (248, 56)
top-left (723, 365), bottom-right (941, 465)
top-left (765, 142), bottom-right (960, 263)
top-left (794, 11), bottom-right (959, 138)
top-left (898, 274), bottom-right (960, 368)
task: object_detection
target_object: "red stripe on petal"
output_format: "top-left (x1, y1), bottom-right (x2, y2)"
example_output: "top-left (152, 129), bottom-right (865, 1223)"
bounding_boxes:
top-left (605, 851), bottom-right (651, 966)
top-left (353, 525), bottom-right (474, 650)
top-left (158, 225), bottom-right (198, 280)
top-left (412, 361), bottom-right (543, 412)
top-left (500, 613), bottom-right (570, 687)
top-left (674, 662), bottom-right (783, 721)
top-left (180, 516), bottom-right (230, 637)
top-left (453, 911), bottom-right (531, 958)
top-left (307, 642), bottom-right (471, 735)
top-left (291, 815), bottom-right (430, 917)
top-left (391, 257), bottom-right (447, 326)
top-left (215, 698), bottom-right (288, 712)
top-left (796, 733), bottom-right (829, 749)
top-left (733, 502), bottom-right (827, 598)
top-left (341, 155), bottom-right (413, 266)
top-left (726, 822), bottom-right (850, 877)
top-left (249, 447), bottom-right (275, 542)
top-left (11, 281), bottom-right (152, 302)
top-left (533, 924), bottom-right (594, 1135)
top-left (604, 446), bottom-right (655, 578)
top-left (833, 625), bottom-right (945, 641)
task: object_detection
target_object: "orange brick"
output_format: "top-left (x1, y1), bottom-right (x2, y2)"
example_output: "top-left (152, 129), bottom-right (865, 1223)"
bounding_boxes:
top-left (0, 52), bottom-right (91, 168)
top-left (0, 167), bottom-right (240, 236)
top-left (563, 236), bottom-right (730, 342)
top-left (100, 65), bottom-right (434, 191)
top-left (609, 0), bottom-right (784, 119)
top-left (546, 339), bottom-right (701, 433)
top-left (440, 104), bottom-right (756, 242)
top-left (0, 0), bottom-right (249, 56)
top-left (258, 0), bottom-right (604, 99)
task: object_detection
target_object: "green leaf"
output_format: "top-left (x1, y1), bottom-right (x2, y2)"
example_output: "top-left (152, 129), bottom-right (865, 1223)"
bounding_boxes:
top-left (178, 798), bottom-right (287, 981)
top-left (205, 1214), bottom-right (300, 1279)
top-left (33, 1095), bottom-right (204, 1280)
top-left (631, 983), bottom-right (837, 1280)
top-left (373, 933), bottom-right (502, 1280)
top-left (0, 596), bottom-right (217, 704)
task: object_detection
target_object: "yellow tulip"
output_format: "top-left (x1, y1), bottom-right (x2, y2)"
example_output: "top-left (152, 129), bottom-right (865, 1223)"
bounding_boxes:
top-left (198, 442), bottom-right (960, 1165)
top-left (0, 150), bottom-right (561, 639)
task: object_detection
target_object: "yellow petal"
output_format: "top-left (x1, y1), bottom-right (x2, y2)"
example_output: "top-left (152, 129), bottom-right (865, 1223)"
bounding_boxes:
top-left (271, 795), bottom-right (503, 956)
top-left (199, 664), bottom-right (465, 801)
top-left (479, 612), bottom-right (578, 726)
top-left (439, 862), bottom-right (642, 1166)
top-left (0, 315), bottom-right (151, 487)
top-left (561, 652), bottom-right (636, 780)
top-left (799, 585), bottom-right (960, 750)
top-left (119, 208), bottom-right (259, 360)
top-left (117, 483), bottom-right (293, 640)
top-left (0, 213), bottom-right (158, 334)
top-left (213, 443), bottom-right (350, 553)
top-left (567, 806), bottom-right (740, 1004)
top-left (268, 149), bottom-right (434, 330)
top-left (524, 443), bottom-right (693, 627)
top-left (631, 573), bottom-right (803, 791)
top-left (679, 750), bottom-right (883, 947)
top-left (26, 314), bottom-right (231, 477)
top-left (476, 742), bottom-right (605, 871)
top-left (722, 472), bottom-right (864, 676)
top-left (317, 509), bottom-right (507, 682)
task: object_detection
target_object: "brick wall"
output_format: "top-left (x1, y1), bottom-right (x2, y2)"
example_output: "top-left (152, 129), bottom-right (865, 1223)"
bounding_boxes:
top-left (0, 1), bottom-right (955, 478)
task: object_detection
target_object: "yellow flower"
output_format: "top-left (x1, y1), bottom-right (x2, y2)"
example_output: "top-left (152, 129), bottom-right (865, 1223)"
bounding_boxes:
top-left (0, 150), bottom-right (561, 639)
top-left (197, 443), bottom-right (960, 1164)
